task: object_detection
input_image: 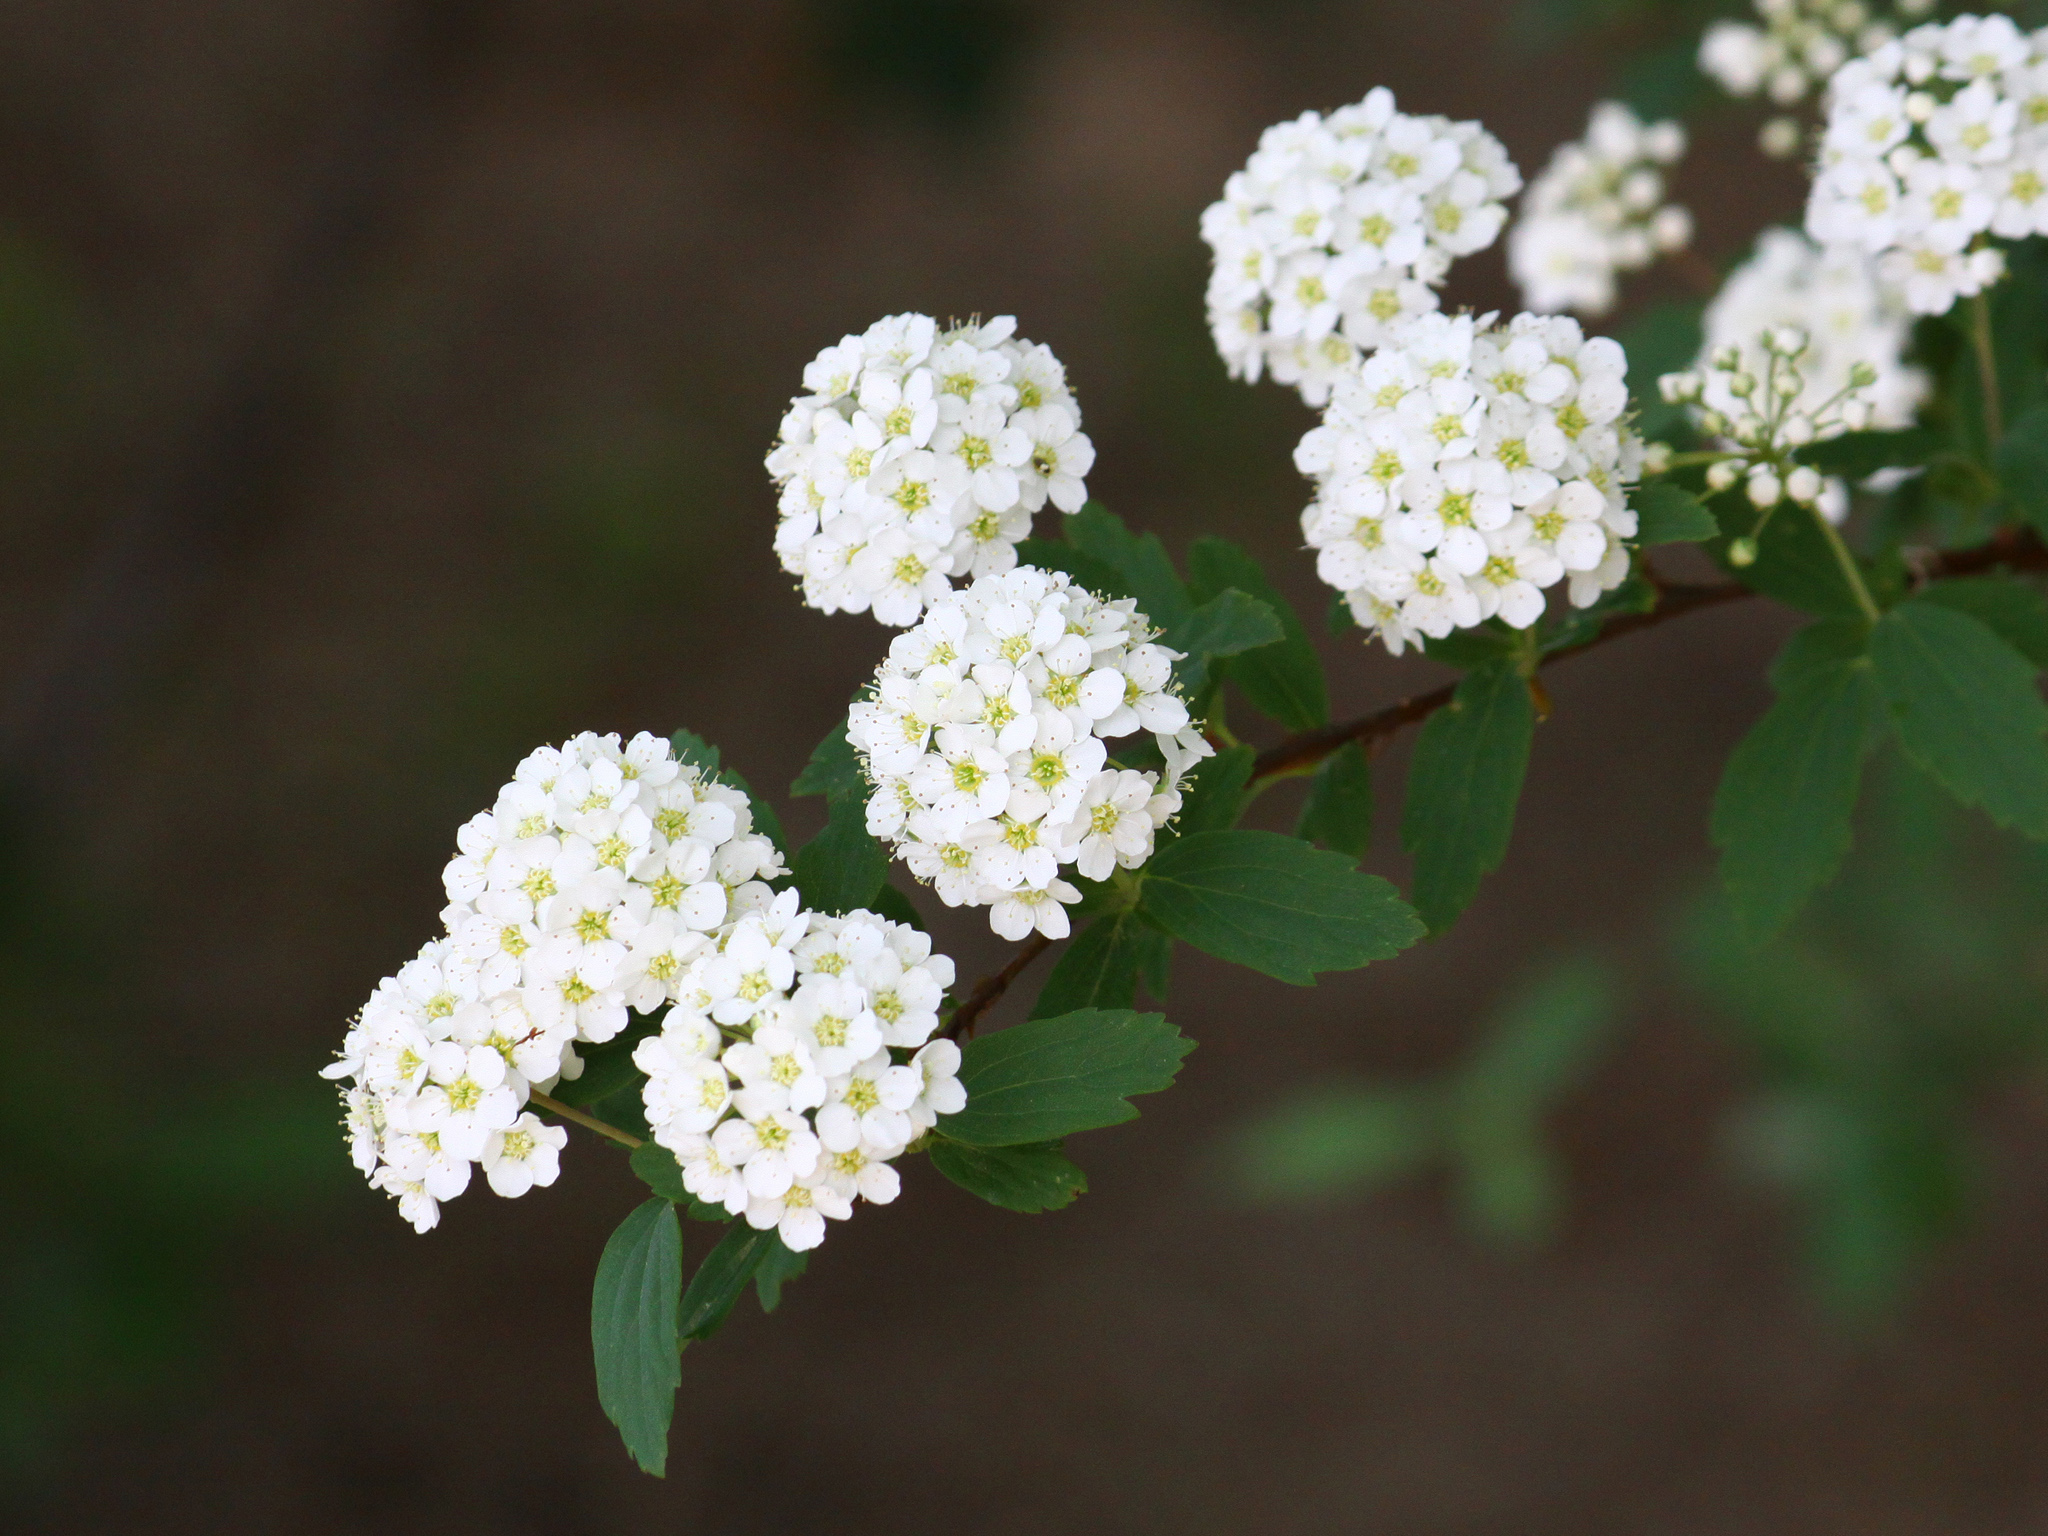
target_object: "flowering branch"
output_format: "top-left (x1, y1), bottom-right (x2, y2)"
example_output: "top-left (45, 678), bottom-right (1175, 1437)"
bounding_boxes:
top-left (946, 529), bottom-right (2048, 1028)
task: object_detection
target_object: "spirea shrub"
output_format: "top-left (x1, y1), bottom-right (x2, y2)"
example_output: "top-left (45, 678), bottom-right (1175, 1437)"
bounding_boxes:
top-left (335, 10), bottom-right (2048, 1479)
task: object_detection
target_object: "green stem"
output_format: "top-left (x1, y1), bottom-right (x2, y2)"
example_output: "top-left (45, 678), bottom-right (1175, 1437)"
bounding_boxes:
top-left (1971, 290), bottom-right (2004, 451)
top-left (1808, 501), bottom-right (1881, 626)
top-left (529, 1089), bottom-right (644, 1149)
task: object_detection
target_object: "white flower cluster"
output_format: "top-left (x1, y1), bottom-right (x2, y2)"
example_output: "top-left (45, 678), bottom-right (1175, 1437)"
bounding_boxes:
top-left (1509, 102), bottom-right (1693, 319)
top-left (766, 313), bottom-right (1095, 626)
top-left (1662, 325), bottom-right (1882, 526)
top-left (1296, 311), bottom-right (1645, 655)
top-left (1807, 12), bottom-right (2048, 314)
top-left (634, 899), bottom-right (962, 1252)
top-left (848, 565), bottom-right (1211, 941)
top-left (1691, 227), bottom-right (1926, 440)
top-left (1701, 0), bottom-right (1934, 156)
top-left (324, 731), bottom-right (789, 1232)
top-left (1201, 86), bottom-right (1522, 406)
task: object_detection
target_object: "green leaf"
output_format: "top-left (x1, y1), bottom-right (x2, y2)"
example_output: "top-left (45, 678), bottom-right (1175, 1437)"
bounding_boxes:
top-left (669, 728), bottom-right (720, 777)
top-left (1997, 401), bottom-right (2048, 539)
top-left (590, 1198), bottom-right (682, 1476)
top-left (1870, 598), bottom-right (2048, 839)
top-left (1632, 482), bottom-right (1719, 544)
top-left (753, 1237), bottom-right (808, 1314)
top-left (1767, 616), bottom-right (1871, 692)
top-left (628, 1141), bottom-right (687, 1202)
top-left (1029, 906), bottom-right (1166, 1017)
top-left (1139, 829), bottom-right (1423, 984)
top-left (1064, 503), bottom-right (1192, 629)
top-left (718, 766), bottom-right (787, 858)
top-left (1714, 639), bottom-right (1885, 939)
top-left (1618, 299), bottom-right (1703, 440)
top-left (928, 1139), bottom-right (1089, 1212)
top-left (1421, 621), bottom-right (1521, 669)
top-left (1159, 588), bottom-right (1284, 693)
top-left (1231, 1086), bottom-right (1438, 1201)
top-left (1327, 592), bottom-right (1355, 635)
top-left (1456, 955), bottom-right (1620, 1111)
top-left (1186, 537), bottom-right (1329, 729)
top-left (1800, 426), bottom-right (1941, 480)
top-left (1294, 740), bottom-right (1372, 857)
top-left (870, 881), bottom-right (926, 932)
top-left (678, 1223), bottom-right (779, 1341)
top-left (792, 790), bottom-right (890, 916)
top-left (1917, 575), bottom-right (2048, 668)
top-left (1538, 574), bottom-right (1657, 655)
top-left (942, 1009), bottom-right (1195, 1147)
top-left (1012, 537), bottom-right (1135, 602)
top-left (1170, 743), bottom-right (1255, 840)
top-left (548, 1014), bottom-right (660, 1107)
top-left (791, 721), bottom-right (864, 800)
top-left (1449, 1122), bottom-right (1562, 1248)
top-left (1401, 660), bottom-right (1536, 934)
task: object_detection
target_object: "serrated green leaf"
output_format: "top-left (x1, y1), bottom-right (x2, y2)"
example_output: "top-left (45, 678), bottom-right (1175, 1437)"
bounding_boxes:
top-left (792, 790), bottom-right (890, 916)
top-left (1064, 503), bottom-right (1192, 629)
top-left (928, 1138), bottom-right (1089, 1212)
top-left (791, 721), bottom-right (863, 800)
top-left (1231, 1086), bottom-right (1438, 1201)
top-left (1186, 537), bottom-right (1329, 729)
top-left (1171, 743), bottom-right (1255, 840)
top-left (1160, 588), bottom-right (1284, 693)
top-left (1997, 401), bottom-right (2048, 539)
top-left (1917, 575), bottom-right (2048, 668)
top-left (1401, 660), bottom-right (1536, 934)
top-left (591, 1198), bottom-right (682, 1476)
top-left (942, 1009), bottom-right (1194, 1147)
top-left (1294, 740), bottom-right (1372, 857)
top-left (1713, 639), bottom-right (1884, 940)
top-left (1029, 906), bottom-right (1168, 1018)
top-left (1870, 598), bottom-right (2048, 839)
top-left (1800, 426), bottom-right (1942, 480)
top-left (1632, 481), bottom-right (1719, 544)
top-left (753, 1238), bottom-right (808, 1314)
top-left (1767, 616), bottom-right (1871, 692)
top-left (1139, 829), bottom-right (1423, 984)
top-left (1012, 537), bottom-right (1135, 602)
top-left (678, 1223), bottom-right (779, 1341)
top-left (669, 728), bottom-right (720, 777)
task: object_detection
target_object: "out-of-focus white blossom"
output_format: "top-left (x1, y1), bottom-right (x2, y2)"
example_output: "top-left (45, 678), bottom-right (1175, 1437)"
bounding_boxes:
top-left (848, 565), bottom-right (1207, 940)
top-left (1201, 86), bottom-right (1521, 405)
top-left (1701, 0), bottom-right (1933, 126)
top-left (1807, 12), bottom-right (2046, 314)
top-left (1511, 102), bottom-right (1692, 317)
top-left (767, 314), bottom-right (1095, 626)
top-left (1296, 311), bottom-right (1646, 655)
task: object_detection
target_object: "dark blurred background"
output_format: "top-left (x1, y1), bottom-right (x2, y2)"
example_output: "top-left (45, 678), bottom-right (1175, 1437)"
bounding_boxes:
top-left (7, 0), bottom-right (2048, 1530)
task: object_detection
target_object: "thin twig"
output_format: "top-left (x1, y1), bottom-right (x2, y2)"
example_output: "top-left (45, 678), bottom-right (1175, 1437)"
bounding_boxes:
top-left (941, 931), bottom-right (1054, 1040)
top-left (529, 1089), bottom-right (645, 1149)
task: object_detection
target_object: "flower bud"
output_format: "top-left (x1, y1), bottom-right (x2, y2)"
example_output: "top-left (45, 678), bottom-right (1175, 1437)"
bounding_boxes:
top-left (1781, 414), bottom-right (1816, 447)
top-left (1786, 465), bottom-right (1823, 505)
top-left (1728, 536), bottom-right (1759, 568)
top-left (1706, 459), bottom-right (1742, 493)
top-left (1643, 441), bottom-right (1673, 475)
top-left (1848, 361), bottom-right (1878, 390)
top-left (1760, 117), bottom-right (1803, 158)
top-left (1905, 90), bottom-right (1936, 123)
top-left (1841, 398), bottom-right (1874, 432)
top-left (1747, 468), bottom-right (1783, 509)
top-left (1651, 206), bottom-right (1693, 252)
top-left (1729, 371), bottom-right (1757, 399)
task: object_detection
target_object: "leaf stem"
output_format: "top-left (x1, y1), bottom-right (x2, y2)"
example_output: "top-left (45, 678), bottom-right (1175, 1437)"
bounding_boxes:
top-left (1807, 502), bottom-right (1882, 626)
top-left (530, 1089), bottom-right (645, 1149)
top-left (1971, 289), bottom-right (2004, 451)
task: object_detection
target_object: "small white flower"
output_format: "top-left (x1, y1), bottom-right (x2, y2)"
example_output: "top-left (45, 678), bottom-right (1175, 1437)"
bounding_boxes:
top-left (481, 1112), bottom-right (567, 1197)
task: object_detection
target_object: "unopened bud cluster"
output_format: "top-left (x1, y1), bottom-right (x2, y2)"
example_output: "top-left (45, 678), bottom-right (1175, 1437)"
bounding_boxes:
top-left (1296, 311), bottom-right (1644, 655)
top-left (1510, 102), bottom-right (1694, 318)
top-left (849, 565), bottom-right (1211, 941)
top-left (1663, 328), bottom-right (1865, 522)
top-left (1807, 12), bottom-right (2048, 315)
top-left (767, 313), bottom-right (1094, 626)
top-left (1700, 0), bottom-right (1934, 157)
top-left (1201, 86), bottom-right (1522, 405)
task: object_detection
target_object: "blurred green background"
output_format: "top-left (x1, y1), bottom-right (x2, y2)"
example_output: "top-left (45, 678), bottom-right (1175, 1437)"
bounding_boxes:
top-left (7, 0), bottom-right (2048, 1530)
